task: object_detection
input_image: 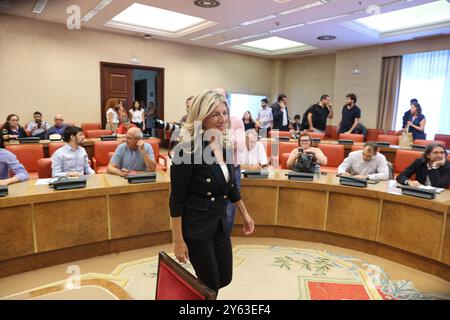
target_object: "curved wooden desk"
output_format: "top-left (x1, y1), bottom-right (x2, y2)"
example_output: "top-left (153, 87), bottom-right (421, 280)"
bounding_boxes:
top-left (1, 171), bottom-right (449, 281)
top-left (233, 170), bottom-right (450, 281)
top-left (0, 173), bottom-right (171, 278)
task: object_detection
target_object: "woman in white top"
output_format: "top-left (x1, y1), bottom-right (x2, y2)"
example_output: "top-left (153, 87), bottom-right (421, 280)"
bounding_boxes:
top-left (287, 132), bottom-right (327, 169)
top-left (105, 98), bottom-right (120, 133)
top-left (239, 129), bottom-right (269, 170)
top-left (129, 101), bottom-right (144, 130)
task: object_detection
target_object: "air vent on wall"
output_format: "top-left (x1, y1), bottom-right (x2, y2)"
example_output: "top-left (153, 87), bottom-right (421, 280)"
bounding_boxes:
top-left (294, 52), bottom-right (313, 56)
top-left (193, 0), bottom-right (220, 8)
top-left (413, 33), bottom-right (446, 40)
top-left (0, 0), bottom-right (11, 8)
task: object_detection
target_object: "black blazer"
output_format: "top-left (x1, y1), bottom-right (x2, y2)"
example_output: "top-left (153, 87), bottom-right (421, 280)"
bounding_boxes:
top-left (1, 127), bottom-right (27, 140)
top-left (271, 102), bottom-right (290, 130)
top-left (169, 141), bottom-right (241, 241)
top-left (397, 158), bottom-right (450, 189)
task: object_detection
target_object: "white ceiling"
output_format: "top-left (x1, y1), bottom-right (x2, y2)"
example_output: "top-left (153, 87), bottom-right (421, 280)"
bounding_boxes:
top-left (1, 0), bottom-right (450, 58)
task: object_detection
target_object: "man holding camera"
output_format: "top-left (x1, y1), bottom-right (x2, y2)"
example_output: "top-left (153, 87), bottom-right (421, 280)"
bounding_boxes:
top-left (26, 111), bottom-right (49, 140)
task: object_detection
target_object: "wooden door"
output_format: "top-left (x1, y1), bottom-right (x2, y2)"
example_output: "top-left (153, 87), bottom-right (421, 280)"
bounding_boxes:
top-left (100, 64), bottom-right (133, 128)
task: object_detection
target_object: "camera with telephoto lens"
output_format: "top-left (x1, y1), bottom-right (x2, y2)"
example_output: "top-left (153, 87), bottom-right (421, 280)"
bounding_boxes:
top-left (154, 119), bottom-right (180, 133)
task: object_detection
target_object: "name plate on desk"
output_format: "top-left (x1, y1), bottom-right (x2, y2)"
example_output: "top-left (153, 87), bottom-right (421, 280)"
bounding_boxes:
top-left (376, 141), bottom-right (390, 148)
top-left (338, 139), bottom-right (354, 145)
top-left (127, 172), bottom-right (156, 184)
top-left (400, 185), bottom-right (436, 199)
top-left (339, 176), bottom-right (367, 188)
top-left (0, 185), bottom-right (8, 197)
top-left (19, 137), bottom-right (40, 144)
top-left (286, 172), bottom-right (314, 181)
top-left (242, 170), bottom-right (269, 179)
top-left (100, 135), bottom-right (117, 141)
top-left (411, 144), bottom-right (426, 151)
top-left (49, 176), bottom-right (87, 190)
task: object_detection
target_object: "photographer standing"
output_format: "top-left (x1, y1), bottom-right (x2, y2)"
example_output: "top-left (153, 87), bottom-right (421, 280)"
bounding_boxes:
top-left (286, 133), bottom-right (327, 170)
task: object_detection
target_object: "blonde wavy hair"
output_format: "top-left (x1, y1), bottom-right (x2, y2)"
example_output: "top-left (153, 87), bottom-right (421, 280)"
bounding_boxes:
top-left (182, 89), bottom-right (231, 140)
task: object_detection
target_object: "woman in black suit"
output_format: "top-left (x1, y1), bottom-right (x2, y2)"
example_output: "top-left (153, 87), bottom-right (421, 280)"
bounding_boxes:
top-left (397, 143), bottom-right (449, 189)
top-left (169, 89), bottom-right (255, 294)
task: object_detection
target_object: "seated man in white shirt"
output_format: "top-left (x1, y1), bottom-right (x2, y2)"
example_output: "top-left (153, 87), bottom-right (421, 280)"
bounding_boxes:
top-left (337, 141), bottom-right (389, 181)
top-left (238, 129), bottom-right (269, 170)
top-left (51, 126), bottom-right (95, 177)
top-left (287, 133), bottom-right (327, 170)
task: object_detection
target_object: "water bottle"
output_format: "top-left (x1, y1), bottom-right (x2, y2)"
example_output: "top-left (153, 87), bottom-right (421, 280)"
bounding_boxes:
top-left (314, 164), bottom-right (321, 180)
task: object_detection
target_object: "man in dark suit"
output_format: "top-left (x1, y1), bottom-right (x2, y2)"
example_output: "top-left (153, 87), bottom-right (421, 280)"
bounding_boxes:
top-left (271, 94), bottom-right (290, 131)
top-left (397, 143), bottom-right (449, 189)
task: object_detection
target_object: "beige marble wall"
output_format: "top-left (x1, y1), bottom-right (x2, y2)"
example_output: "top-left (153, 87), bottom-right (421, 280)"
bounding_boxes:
top-left (1, 13), bottom-right (449, 129)
top-left (0, 14), bottom-right (272, 125)
top-left (333, 45), bottom-right (383, 128)
top-left (283, 54), bottom-right (336, 118)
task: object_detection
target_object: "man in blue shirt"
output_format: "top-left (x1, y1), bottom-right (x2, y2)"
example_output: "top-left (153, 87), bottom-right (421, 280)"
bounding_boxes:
top-left (107, 127), bottom-right (156, 177)
top-left (45, 114), bottom-right (68, 140)
top-left (0, 147), bottom-right (29, 185)
top-left (51, 126), bottom-right (95, 177)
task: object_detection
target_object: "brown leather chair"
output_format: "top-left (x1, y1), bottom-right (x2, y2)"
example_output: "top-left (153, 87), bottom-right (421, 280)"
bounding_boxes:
top-left (413, 139), bottom-right (446, 148)
top-left (5, 144), bottom-right (44, 179)
top-left (81, 123), bottom-right (102, 131)
top-left (365, 129), bottom-right (384, 142)
top-left (377, 135), bottom-right (399, 146)
top-left (318, 143), bottom-right (344, 173)
top-left (155, 251), bottom-right (216, 300)
top-left (394, 149), bottom-right (423, 175)
top-left (338, 133), bottom-right (364, 142)
top-left (85, 129), bottom-right (113, 139)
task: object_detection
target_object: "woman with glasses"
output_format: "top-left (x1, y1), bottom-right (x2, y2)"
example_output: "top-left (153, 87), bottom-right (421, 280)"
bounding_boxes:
top-left (1, 114), bottom-right (28, 141)
top-left (286, 132), bottom-right (327, 170)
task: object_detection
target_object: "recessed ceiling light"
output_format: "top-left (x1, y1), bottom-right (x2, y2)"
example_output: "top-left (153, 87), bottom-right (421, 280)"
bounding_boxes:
top-left (269, 23), bottom-right (305, 33)
top-left (317, 35), bottom-right (336, 40)
top-left (105, 3), bottom-right (217, 38)
top-left (352, 1), bottom-right (450, 34)
top-left (82, 0), bottom-right (112, 22)
top-left (32, 0), bottom-right (48, 14)
top-left (279, 0), bottom-right (329, 15)
top-left (110, 3), bottom-right (206, 32)
top-left (240, 36), bottom-right (308, 52)
top-left (194, 0), bottom-right (221, 8)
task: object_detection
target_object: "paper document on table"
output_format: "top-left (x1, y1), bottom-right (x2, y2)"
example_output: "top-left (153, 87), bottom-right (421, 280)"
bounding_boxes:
top-left (418, 185), bottom-right (444, 194)
top-left (35, 179), bottom-right (52, 185)
top-left (387, 180), bottom-right (402, 195)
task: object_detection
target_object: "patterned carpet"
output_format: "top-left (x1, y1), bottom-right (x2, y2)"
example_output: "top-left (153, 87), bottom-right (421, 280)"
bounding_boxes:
top-left (2, 245), bottom-right (449, 300)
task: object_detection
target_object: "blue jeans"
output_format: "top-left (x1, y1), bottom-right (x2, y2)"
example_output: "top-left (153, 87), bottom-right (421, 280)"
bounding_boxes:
top-left (226, 165), bottom-right (241, 235)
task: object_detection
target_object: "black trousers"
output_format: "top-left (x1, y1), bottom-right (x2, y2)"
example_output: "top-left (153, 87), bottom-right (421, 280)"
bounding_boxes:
top-left (185, 220), bottom-right (232, 293)
top-left (132, 122), bottom-right (143, 130)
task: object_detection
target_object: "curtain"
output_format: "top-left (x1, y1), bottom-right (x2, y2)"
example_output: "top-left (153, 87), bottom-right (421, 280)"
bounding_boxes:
top-left (377, 56), bottom-right (402, 131)
top-left (395, 50), bottom-right (450, 136)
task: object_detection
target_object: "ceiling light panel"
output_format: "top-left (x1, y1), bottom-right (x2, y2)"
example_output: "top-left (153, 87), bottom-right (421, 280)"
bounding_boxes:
top-left (105, 3), bottom-right (217, 38)
top-left (352, 0), bottom-right (450, 34)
